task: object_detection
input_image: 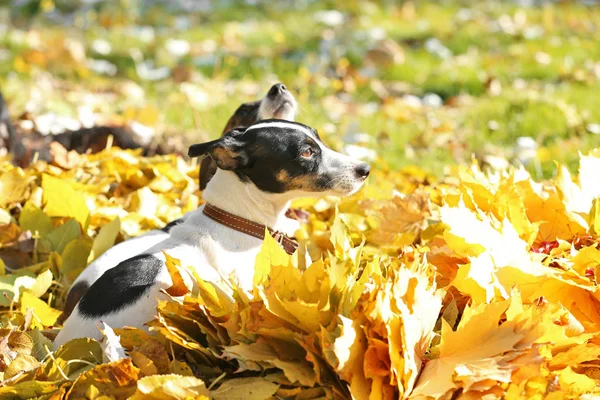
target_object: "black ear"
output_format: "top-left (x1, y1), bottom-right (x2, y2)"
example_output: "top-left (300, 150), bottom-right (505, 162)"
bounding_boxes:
top-left (188, 139), bottom-right (220, 158)
top-left (188, 133), bottom-right (249, 171)
top-left (209, 135), bottom-right (249, 170)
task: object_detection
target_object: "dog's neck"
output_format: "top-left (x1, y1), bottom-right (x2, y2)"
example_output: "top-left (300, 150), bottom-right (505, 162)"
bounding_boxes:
top-left (202, 169), bottom-right (291, 232)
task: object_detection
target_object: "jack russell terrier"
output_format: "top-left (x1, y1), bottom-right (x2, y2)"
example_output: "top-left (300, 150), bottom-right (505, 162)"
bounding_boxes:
top-left (59, 83), bottom-right (298, 324)
top-left (54, 119), bottom-right (370, 347)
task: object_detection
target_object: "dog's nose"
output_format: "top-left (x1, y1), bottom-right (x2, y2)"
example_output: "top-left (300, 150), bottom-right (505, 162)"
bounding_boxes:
top-left (269, 83), bottom-right (287, 97)
top-left (355, 163), bottom-right (370, 179)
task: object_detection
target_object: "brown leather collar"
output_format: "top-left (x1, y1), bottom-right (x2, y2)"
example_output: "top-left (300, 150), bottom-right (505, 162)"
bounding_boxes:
top-left (202, 203), bottom-right (299, 255)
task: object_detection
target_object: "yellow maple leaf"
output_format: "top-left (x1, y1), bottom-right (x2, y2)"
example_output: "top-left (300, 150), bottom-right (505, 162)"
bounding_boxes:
top-left (253, 229), bottom-right (292, 288)
top-left (411, 293), bottom-right (570, 399)
top-left (222, 342), bottom-right (316, 386)
top-left (516, 178), bottom-right (587, 243)
top-left (550, 343), bottom-right (600, 370)
top-left (571, 246), bottom-right (600, 277)
top-left (555, 366), bottom-right (597, 397)
top-left (364, 189), bottom-right (431, 249)
top-left (441, 202), bottom-right (546, 303)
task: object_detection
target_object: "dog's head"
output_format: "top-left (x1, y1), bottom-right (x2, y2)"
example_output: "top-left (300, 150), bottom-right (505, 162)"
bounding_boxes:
top-left (257, 83), bottom-right (297, 121)
top-left (189, 119), bottom-right (370, 197)
top-left (225, 83), bottom-right (297, 131)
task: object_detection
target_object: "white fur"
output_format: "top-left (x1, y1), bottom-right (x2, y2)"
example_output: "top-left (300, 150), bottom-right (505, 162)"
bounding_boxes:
top-left (54, 169), bottom-right (297, 348)
top-left (257, 88), bottom-right (296, 121)
top-left (247, 121), bottom-right (307, 135)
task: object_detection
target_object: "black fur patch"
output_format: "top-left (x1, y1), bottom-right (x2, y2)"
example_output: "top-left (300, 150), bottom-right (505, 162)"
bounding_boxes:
top-left (160, 218), bottom-right (184, 233)
top-left (239, 120), bottom-right (326, 193)
top-left (78, 254), bottom-right (162, 317)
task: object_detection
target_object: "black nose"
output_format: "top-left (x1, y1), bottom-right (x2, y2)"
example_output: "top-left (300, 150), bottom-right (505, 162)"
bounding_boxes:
top-left (355, 163), bottom-right (370, 179)
top-left (268, 83), bottom-right (287, 97)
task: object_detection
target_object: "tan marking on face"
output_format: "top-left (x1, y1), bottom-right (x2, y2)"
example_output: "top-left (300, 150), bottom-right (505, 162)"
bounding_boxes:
top-left (284, 174), bottom-right (315, 191)
top-left (277, 170), bottom-right (290, 182)
top-left (212, 147), bottom-right (239, 169)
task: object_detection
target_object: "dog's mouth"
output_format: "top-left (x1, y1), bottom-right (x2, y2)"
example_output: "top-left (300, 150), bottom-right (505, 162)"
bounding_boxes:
top-left (259, 91), bottom-right (296, 121)
top-left (335, 181), bottom-right (366, 197)
top-left (272, 101), bottom-right (294, 118)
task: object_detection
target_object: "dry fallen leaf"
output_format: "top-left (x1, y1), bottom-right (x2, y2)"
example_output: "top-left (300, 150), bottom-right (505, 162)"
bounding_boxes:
top-left (163, 250), bottom-right (190, 297)
top-left (130, 374), bottom-right (211, 400)
top-left (2, 141), bottom-right (600, 399)
top-left (42, 173), bottom-right (90, 229)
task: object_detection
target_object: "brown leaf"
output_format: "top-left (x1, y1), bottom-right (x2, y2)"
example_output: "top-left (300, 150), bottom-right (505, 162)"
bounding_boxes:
top-left (130, 350), bottom-right (158, 377)
top-left (0, 223), bottom-right (22, 246)
top-left (112, 327), bottom-right (153, 350)
top-left (66, 358), bottom-right (140, 400)
top-left (50, 142), bottom-right (84, 170)
top-left (0, 168), bottom-right (34, 208)
top-left (134, 338), bottom-right (170, 374)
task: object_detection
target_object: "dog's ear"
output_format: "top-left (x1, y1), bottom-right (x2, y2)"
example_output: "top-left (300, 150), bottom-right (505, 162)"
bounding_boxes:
top-left (209, 135), bottom-right (249, 170)
top-left (188, 139), bottom-right (219, 158)
top-left (188, 130), bottom-right (249, 170)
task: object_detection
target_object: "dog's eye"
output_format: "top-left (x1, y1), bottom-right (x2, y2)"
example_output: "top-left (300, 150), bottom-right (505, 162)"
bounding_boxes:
top-left (300, 148), bottom-right (314, 158)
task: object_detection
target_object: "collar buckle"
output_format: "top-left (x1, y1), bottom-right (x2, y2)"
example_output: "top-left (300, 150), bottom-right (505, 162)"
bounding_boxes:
top-left (272, 230), bottom-right (286, 245)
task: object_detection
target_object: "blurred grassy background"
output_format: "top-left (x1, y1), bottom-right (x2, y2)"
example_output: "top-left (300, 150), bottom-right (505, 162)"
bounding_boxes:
top-left (1, 0), bottom-right (600, 179)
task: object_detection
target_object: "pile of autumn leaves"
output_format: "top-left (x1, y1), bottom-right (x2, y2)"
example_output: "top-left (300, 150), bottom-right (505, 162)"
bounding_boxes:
top-left (2, 145), bottom-right (600, 399)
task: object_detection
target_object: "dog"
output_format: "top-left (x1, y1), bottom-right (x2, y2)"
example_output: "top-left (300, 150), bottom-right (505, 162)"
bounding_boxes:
top-left (54, 119), bottom-right (370, 347)
top-left (58, 83), bottom-right (298, 324)
top-left (1, 89), bottom-right (158, 167)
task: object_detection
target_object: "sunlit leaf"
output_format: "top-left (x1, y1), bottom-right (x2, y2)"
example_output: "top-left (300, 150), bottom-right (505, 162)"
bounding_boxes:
top-left (130, 374), bottom-right (210, 400)
top-left (45, 219), bottom-right (81, 254)
top-left (163, 251), bottom-right (189, 297)
top-left (211, 377), bottom-right (279, 400)
top-left (66, 358), bottom-right (140, 399)
top-left (88, 217), bottom-right (121, 262)
top-left (60, 237), bottom-right (93, 283)
top-left (19, 201), bottom-right (53, 237)
top-left (20, 292), bottom-right (61, 329)
top-left (42, 173), bottom-right (90, 229)
top-left (0, 168), bottom-right (34, 208)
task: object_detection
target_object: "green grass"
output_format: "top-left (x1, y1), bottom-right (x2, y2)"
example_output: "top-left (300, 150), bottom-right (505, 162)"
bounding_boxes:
top-left (1, 0), bottom-right (600, 179)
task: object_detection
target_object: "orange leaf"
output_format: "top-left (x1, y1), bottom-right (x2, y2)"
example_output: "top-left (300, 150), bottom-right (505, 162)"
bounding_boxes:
top-left (162, 251), bottom-right (189, 297)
